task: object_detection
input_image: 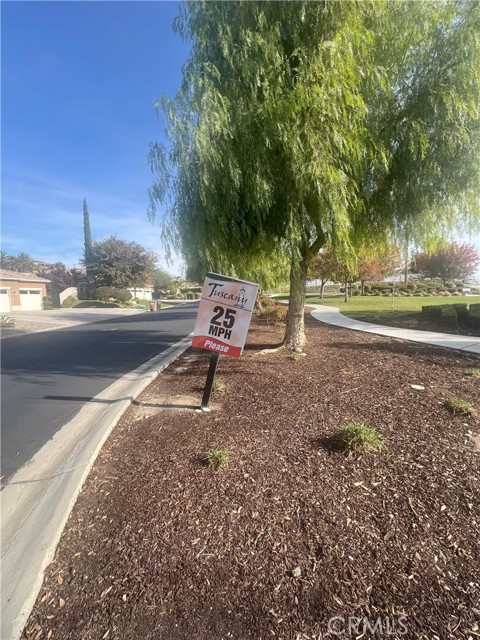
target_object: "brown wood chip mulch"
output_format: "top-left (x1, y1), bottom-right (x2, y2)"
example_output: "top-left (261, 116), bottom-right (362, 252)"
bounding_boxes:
top-left (23, 314), bottom-right (480, 640)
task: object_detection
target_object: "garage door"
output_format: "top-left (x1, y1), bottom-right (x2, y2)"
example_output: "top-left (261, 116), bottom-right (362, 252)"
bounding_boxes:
top-left (19, 289), bottom-right (42, 311)
top-left (0, 288), bottom-right (11, 312)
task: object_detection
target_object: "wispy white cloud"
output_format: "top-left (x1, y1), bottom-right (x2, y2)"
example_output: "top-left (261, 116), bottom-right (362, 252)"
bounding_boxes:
top-left (1, 169), bottom-right (183, 273)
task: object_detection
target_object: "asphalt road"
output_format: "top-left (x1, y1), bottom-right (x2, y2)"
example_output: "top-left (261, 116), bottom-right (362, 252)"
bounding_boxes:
top-left (1, 303), bottom-right (198, 482)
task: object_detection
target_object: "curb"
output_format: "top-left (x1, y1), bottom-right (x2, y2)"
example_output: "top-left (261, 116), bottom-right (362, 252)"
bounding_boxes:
top-left (0, 334), bottom-right (193, 640)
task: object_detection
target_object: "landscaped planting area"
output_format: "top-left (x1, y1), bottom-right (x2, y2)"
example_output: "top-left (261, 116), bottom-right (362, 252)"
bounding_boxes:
top-left (23, 314), bottom-right (480, 640)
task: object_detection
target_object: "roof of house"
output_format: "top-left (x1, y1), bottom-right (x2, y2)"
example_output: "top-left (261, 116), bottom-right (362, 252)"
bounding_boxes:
top-left (0, 269), bottom-right (51, 283)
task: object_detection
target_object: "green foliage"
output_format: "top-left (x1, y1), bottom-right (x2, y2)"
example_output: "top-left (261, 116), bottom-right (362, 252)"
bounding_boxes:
top-left (422, 305), bottom-right (443, 319)
top-left (255, 296), bottom-right (288, 323)
top-left (0, 251), bottom-right (15, 270)
top-left (465, 368), bottom-right (480, 378)
top-left (149, 1), bottom-right (480, 346)
top-left (133, 298), bottom-right (152, 308)
top-left (332, 422), bottom-right (386, 455)
top-left (83, 198), bottom-right (94, 286)
top-left (212, 377), bottom-right (225, 392)
top-left (61, 295), bottom-right (79, 308)
top-left (470, 308), bottom-right (480, 328)
top-left (92, 287), bottom-right (132, 304)
top-left (91, 286), bottom-right (116, 301)
top-left (453, 303), bottom-right (469, 323)
top-left (2, 252), bottom-right (35, 273)
top-left (440, 305), bottom-right (457, 329)
top-left (447, 397), bottom-right (477, 417)
top-left (89, 236), bottom-right (157, 290)
top-left (422, 301), bottom-right (480, 328)
top-left (202, 377), bottom-right (225, 392)
top-left (42, 296), bottom-right (53, 310)
top-left (114, 288), bottom-right (132, 304)
top-left (1, 314), bottom-right (15, 325)
top-left (206, 449), bottom-right (232, 470)
top-left (153, 267), bottom-right (175, 292)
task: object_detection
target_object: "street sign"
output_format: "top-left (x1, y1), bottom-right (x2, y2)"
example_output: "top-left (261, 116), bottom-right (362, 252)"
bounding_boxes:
top-left (192, 272), bottom-right (259, 358)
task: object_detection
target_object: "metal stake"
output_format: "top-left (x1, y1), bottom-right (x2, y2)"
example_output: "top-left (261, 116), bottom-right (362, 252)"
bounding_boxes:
top-left (201, 352), bottom-right (220, 409)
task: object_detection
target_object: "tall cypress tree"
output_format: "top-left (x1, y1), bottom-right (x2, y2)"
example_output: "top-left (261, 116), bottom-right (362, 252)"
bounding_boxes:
top-left (83, 198), bottom-right (94, 288)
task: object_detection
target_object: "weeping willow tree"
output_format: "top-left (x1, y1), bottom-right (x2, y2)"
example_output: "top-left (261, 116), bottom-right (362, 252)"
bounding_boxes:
top-left (149, 0), bottom-right (480, 347)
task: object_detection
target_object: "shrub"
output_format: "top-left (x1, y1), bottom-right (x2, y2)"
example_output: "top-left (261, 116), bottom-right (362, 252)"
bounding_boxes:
top-left (1, 314), bottom-right (15, 325)
top-left (453, 303), bottom-right (469, 324)
top-left (422, 305), bottom-right (443, 318)
top-left (469, 309), bottom-right (480, 329)
top-left (373, 290), bottom-right (382, 296)
top-left (91, 286), bottom-right (116, 301)
top-left (42, 296), bottom-right (53, 310)
top-left (114, 289), bottom-right (132, 304)
top-left (255, 297), bottom-right (287, 323)
top-left (440, 305), bottom-right (457, 329)
top-left (61, 295), bottom-right (78, 308)
top-left (363, 284), bottom-right (371, 293)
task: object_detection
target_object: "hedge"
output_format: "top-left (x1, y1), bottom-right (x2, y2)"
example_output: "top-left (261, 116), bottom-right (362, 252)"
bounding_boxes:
top-left (440, 306), bottom-right (457, 329)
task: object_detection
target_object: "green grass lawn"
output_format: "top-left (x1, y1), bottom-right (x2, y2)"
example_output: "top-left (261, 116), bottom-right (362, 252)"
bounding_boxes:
top-left (304, 293), bottom-right (480, 316)
top-left (276, 293), bottom-right (480, 329)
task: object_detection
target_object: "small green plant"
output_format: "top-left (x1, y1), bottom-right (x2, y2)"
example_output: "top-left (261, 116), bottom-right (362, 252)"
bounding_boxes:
top-left (201, 377), bottom-right (224, 392)
top-left (332, 421), bottom-right (386, 454)
top-left (465, 368), bottom-right (480, 378)
top-left (206, 449), bottom-right (232, 469)
top-left (447, 397), bottom-right (477, 417)
top-left (212, 377), bottom-right (225, 392)
top-left (0, 314), bottom-right (14, 325)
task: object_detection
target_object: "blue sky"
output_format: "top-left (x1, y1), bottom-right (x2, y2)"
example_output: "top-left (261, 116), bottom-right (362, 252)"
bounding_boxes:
top-left (2, 1), bottom-right (479, 278)
top-left (1, 1), bottom-right (190, 273)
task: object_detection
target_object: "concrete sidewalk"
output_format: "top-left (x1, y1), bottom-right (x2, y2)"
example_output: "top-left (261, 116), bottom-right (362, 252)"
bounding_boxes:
top-left (309, 304), bottom-right (480, 355)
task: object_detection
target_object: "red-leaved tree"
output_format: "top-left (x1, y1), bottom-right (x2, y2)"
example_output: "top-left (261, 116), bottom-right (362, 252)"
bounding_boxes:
top-left (413, 242), bottom-right (480, 285)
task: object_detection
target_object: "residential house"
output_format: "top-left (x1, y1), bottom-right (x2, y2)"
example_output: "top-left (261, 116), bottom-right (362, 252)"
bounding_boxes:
top-left (0, 269), bottom-right (51, 312)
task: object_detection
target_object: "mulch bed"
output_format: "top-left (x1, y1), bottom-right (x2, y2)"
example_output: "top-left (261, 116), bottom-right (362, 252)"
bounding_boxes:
top-left (23, 314), bottom-right (480, 640)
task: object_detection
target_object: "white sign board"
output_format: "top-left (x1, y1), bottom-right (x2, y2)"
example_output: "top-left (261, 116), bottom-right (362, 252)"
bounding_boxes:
top-left (192, 272), bottom-right (259, 358)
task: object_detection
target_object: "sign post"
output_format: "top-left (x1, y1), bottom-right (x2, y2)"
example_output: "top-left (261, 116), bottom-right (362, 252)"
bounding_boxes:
top-left (192, 272), bottom-right (258, 409)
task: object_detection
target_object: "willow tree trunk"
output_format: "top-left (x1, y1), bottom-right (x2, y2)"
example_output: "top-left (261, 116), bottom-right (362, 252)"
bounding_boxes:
top-left (284, 254), bottom-right (308, 349)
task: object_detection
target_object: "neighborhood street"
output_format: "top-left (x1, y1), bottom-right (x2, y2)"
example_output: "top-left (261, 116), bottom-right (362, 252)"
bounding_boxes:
top-left (1, 303), bottom-right (198, 482)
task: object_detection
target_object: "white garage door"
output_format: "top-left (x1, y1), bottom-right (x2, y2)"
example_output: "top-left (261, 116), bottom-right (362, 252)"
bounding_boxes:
top-left (19, 289), bottom-right (43, 311)
top-left (0, 288), bottom-right (11, 312)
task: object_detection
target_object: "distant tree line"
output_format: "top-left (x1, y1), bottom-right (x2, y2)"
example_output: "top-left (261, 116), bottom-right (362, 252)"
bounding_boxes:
top-left (310, 242), bottom-right (479, 301)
